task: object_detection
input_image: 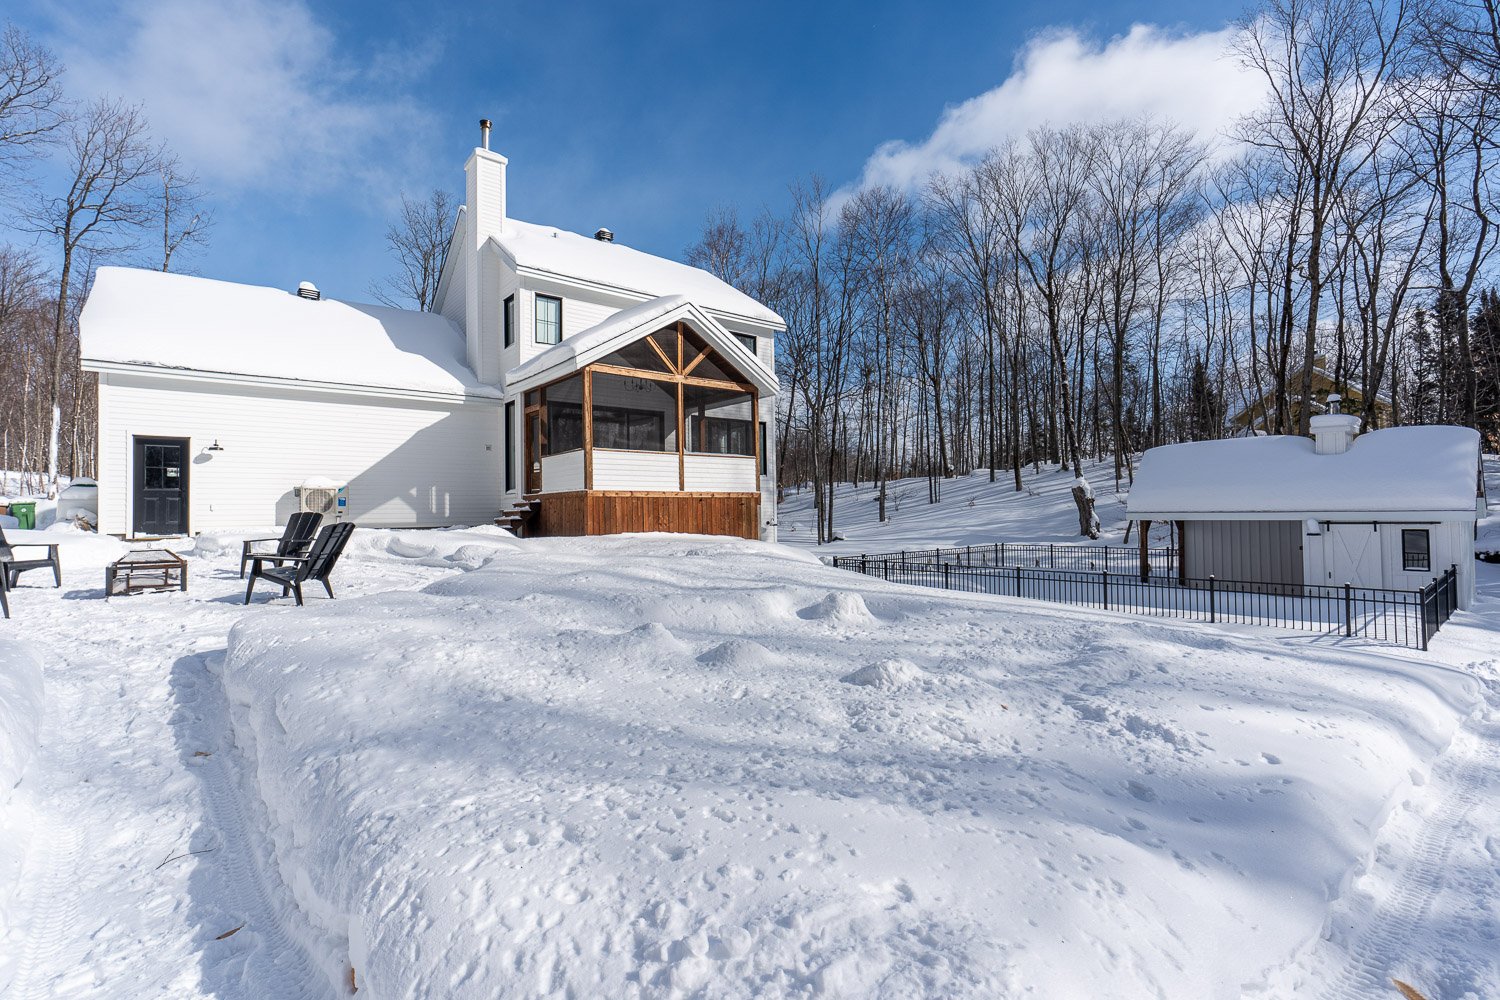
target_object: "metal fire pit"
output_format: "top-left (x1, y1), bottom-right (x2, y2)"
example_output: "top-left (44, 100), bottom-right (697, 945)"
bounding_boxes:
top-left (106, 549), bottom-right (188, 596)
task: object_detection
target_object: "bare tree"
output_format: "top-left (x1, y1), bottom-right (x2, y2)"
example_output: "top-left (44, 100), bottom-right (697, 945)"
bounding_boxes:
top-left (1236, 0), bottom-right (1416, 434)
top-left (0, 23), bottom-right (66, 175)
top-left (28, 98), bottom-right (160, 496)
top-left (372, 189), bottom-right (454, 311)
top-left (156, 156), bottom-right (212, 272)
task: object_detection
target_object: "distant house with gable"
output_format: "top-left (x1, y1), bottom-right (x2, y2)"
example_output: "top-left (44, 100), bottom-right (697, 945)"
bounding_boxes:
top-left (79, 121), bottom-right (782, 541)
top-left (1227, 357), bottom-right (1393, 436)
top-left (1129, 401), bottom-right (1485, 609)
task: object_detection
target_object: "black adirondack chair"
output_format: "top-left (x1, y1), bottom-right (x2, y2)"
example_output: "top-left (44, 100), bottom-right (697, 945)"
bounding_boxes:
top-left (244, 521), bottom-right (356, 606)
top-left (0, 527), bottom-right (62, 590)
top-left (239, 511), bottom-right (323, 578)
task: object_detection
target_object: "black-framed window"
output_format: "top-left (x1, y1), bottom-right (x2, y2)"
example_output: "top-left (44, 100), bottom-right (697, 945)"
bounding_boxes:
top-left (1402, 529), bottom-right (1431, 571)
top-left (503, 294), bottom-right (515, 348)
top-left (504, 401), bottom-right (515, 491)
top-left (535, 294), bottom-right (562, 345)
top-left (733, 332), bottom-right (757, 357)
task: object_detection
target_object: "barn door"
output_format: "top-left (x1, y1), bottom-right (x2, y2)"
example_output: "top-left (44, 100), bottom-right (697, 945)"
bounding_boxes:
top-left (132, 436), bottom-right (190, 537)
top-left (1325, 523), bottom-right (1381, 587)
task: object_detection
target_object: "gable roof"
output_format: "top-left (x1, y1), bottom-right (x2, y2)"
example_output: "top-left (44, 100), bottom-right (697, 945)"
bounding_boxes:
top-left (493, 219), bottom-right (784, 328)
top-left (506, 294), bottom-right (779, 395)
top-left (79, 267), bottom-right (495, 400)
top-left (1127, 426), bottom-right (1483, 520)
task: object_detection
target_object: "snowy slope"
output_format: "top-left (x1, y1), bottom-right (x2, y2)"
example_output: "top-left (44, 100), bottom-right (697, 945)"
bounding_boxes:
top-left (221, 534), bottom-right (1482, 999)
top-left (777, 461), bottom-right (1162, 555)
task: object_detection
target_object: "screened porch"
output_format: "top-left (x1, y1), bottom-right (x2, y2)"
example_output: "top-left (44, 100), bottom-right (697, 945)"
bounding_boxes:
top-left (523, 321), bottom-right (763, 497)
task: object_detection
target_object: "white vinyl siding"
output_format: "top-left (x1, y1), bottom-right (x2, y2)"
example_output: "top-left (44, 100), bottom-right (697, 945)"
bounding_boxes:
top-left (684, 454), bottom-right (757, 492)
top-left (96, 372), bottom-right (502, 534)
top-left (592, 450), bottom-right (678, 491)
top-left (540, 450), bottom-right (585, 493)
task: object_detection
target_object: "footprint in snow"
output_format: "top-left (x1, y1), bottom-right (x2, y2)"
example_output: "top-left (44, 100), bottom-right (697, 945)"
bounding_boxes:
top-left (1126, 780), bottom-right (1158, 803)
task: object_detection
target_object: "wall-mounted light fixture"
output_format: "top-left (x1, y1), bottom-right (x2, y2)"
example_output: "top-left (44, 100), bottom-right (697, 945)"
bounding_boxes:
top-left (207, 439), bottom-right (224, 452)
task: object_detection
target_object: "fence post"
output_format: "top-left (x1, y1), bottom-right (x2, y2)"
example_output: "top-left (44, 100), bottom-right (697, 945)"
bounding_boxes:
top-left (1049, 543), bottom-right (1055, 568)
top-left (1208, 575), bottom-right (1216, 623)
top-left (999, 542), bottom-right (1005, 566)
top-left (1343, 582), bottom-right (1353, 638)
top-left (1419, 582), bottom-right (1430, 651)
top-left (883, 560), bottom-right (889, 582)
top-left (901, 550), bottom-right (907, 570)
top-left (860, 556), bottom-right (867, 576)
top-left (942, 562), bottom-right (950, 590)
top-left (1102, 570), bottom-right (1109, 611)
top-left (1015, 564), bottom-right (1022, 599)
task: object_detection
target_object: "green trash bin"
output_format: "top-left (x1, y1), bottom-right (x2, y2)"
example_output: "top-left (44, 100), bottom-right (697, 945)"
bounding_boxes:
top-left (8, 501), bottom-right (36, 529)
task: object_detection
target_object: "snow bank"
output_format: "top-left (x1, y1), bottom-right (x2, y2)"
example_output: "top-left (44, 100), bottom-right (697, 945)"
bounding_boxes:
top-left (0, 640), bottom-right (43, 803)
top-left (220, 535), bottom-right (1477, 998)
top-left (0, 640), bottom-right (44, 960)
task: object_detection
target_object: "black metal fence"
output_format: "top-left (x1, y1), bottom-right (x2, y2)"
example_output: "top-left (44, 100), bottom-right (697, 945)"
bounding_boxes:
top-left (831, 555), bottom-right (1460, 651)
top-left (839, 541), bottom-right (1178, 577)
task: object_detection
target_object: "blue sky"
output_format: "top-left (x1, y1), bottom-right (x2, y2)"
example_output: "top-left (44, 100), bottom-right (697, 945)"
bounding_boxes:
top-left (13, 0), bottom-right (1257, 306)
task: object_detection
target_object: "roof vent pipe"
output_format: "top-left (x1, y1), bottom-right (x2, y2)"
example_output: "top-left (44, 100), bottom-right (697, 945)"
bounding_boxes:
top-left (1309, 394), bottom-right (1359, 455)
top-left (480, 118), bottom-right (491, 151)
top-left (296, 281), bottom-right (320, 301)
top-left (594, 227), bottom-right (614, 242)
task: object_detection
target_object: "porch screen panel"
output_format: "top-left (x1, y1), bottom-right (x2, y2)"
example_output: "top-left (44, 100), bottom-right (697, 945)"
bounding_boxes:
top-left (591, 372), bottom-right (676, 451)
top-left (544, 374), bottom-right (584, 455)
top-left (684, 384), bottom-right (754, 456)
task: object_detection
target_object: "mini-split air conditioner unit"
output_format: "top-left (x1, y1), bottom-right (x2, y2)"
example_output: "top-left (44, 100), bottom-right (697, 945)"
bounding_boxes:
top-left (295, 477), bottom-right (347, 519)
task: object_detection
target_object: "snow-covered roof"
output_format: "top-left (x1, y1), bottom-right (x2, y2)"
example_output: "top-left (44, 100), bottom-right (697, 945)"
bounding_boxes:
top-left (80, 267), bottom-right (493, 399)
top-left (1128, 426), bottom-right (1483, 519)
top-left (494, 219), bottom-right (785, 328)
top-left (506, 294), bottom-right (779, 395)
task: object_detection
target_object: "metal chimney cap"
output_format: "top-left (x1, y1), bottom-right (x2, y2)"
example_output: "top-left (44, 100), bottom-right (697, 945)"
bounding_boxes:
top-left (479, 118), bottom-right (492, 150)
top-left (296, 281), bottom-right (321, 300)
top-left (594, 227), bottom-right (614, 243)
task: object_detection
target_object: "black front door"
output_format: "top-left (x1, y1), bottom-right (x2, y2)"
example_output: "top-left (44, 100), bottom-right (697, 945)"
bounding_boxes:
top-left (133, 437), bottom-right (190, 536)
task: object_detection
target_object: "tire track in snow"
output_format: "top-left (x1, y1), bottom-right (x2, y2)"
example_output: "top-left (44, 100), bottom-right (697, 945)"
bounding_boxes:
top-left (182, 651), bottom-right (335, 1000)
top-left (5, 820), bottom-right (85, 999)
top-left (1318, 711), bottom-right (1500, 1000)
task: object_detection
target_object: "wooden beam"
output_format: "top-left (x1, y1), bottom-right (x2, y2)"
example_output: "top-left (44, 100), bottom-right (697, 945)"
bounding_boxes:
top-left (646, 334), bottom-right (676, 373)
top-left (682, 346), bottom-right (713, 376)
top-left (677, 381), bottom-right (686, 491)
top-left (588, 362), bottom-right (677, 384)
top-left (583, 367), bottom-right (594, 491)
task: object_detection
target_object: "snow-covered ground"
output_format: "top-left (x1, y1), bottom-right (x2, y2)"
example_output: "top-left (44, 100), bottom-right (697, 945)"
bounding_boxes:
top-left (0, 507), bottom-right (1496, 997)
top-left (776, 460), bottom-right (1170, 556)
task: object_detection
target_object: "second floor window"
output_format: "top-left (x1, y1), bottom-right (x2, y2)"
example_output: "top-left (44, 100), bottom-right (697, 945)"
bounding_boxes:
top-left (503, 294), bottom-right (515, 347)
top-left (733, 332), bottom-right (757, 357)
top-left (535, 294), bottom-right (562, 345)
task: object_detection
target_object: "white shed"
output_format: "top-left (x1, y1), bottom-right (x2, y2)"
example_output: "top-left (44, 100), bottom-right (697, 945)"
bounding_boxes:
top-left (1127, 415), bottom-right (1485, 609)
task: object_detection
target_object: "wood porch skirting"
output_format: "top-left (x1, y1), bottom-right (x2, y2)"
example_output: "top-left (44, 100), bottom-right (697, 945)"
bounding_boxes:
top-left (532, 491), bottom-right (761, 540)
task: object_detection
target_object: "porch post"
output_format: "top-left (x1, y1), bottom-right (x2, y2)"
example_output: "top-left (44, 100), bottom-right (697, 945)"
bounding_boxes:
top-left (1138, 520), bottom-right (1151, 582)
top-left (583, 367), bottom-right (594, 491)
top-left (677, 380), bottom-right (686, 491)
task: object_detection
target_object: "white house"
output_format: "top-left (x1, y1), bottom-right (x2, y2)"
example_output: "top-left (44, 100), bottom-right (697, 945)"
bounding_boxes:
top-left (79, 121), bottom-right (784, 541)
top-left (1127, 409), bottom-right (1485, 609)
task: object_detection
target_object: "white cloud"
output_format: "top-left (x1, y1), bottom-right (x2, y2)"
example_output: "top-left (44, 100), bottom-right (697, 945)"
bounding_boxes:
top-left (45, 0), bottom-right (439, 197)
top-left (853, 23), bottom-right (1266, 193)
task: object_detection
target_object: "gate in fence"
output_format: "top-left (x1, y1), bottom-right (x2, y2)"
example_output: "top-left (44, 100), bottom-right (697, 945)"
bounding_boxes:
top-left (831, 549), bottom-right (1459, 651)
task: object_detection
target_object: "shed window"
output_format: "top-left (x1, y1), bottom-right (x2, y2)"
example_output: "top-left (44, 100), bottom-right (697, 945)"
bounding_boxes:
top-left (535, 294), bottom-right (562, 345)
top-left (1402, 529), bottom-right (1430, 572)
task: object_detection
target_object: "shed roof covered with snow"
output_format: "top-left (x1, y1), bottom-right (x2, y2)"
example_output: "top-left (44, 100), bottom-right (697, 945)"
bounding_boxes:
top-left (1127, 426), bottom-right (1484, 521)
top-left (494, 219), bottom-right (785, 329)
top-left (80, 267), bottom-right (493, 399)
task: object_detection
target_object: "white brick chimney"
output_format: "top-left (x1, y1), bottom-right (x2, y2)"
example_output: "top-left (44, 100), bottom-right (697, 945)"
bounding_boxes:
top-left (463, 118), bottom-right (507, 382)
top-left (1309, 394), bottom-right (1359, 455)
